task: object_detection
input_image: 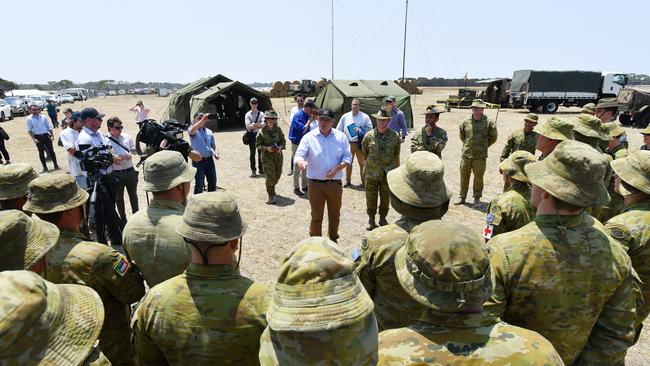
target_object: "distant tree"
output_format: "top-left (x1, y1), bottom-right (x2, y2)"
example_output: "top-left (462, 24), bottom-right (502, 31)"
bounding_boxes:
top-left (0, 78), bottom-right (17, 91)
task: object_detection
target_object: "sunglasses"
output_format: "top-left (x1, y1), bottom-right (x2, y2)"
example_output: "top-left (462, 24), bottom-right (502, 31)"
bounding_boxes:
top-left (251, 102), bottom-right (258, 105)
top-left (113, 126), bottom-right (123, 130)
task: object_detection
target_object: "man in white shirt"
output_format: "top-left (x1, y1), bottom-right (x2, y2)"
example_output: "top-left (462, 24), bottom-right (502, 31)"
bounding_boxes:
top-left (107, 116), bottom-right (139, 226)
top-left (59, 111), bottom-right (87, 189)
top-left (244, 97), bottom-right (265, 177)
top-left (26, 104), bottom-right (59, 172)
top-left (289, 94), bottom-right (305, 123)
top-left (129, 100), bottom-right (151, 123)
top-left (295, 108), bottom-right (352, 242)
top-left (336, 98), bottom-right (373, 187)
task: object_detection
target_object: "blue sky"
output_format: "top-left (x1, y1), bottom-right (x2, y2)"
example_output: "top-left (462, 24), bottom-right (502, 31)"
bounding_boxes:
top-left (4, 0), bottom-right (648, 84)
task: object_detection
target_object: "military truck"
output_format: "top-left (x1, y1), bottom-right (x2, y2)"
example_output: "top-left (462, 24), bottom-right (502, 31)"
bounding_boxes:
top-left (509, 70), bottom-right (628, 113)
top-left (618, 88), bottom-right (650, 128)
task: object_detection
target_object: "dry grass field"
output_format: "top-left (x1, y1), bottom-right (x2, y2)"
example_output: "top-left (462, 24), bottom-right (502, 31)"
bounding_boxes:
top-left (2, 87), bottom-right (648, 363)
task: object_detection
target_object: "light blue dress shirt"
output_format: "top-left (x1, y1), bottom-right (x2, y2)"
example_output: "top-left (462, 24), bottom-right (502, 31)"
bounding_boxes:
top-left (294, 128), bottom-right (352, 180)
top-left (26, 114), bottom-right (53, 135)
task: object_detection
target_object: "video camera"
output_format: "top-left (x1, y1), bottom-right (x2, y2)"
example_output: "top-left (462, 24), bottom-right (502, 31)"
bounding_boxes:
top-left (135, 119), bottom-right (190, 166)
top-left (76, 145), bottom-right (113, 176)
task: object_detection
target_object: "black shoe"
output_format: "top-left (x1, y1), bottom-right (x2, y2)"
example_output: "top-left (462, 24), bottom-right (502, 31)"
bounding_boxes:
top-left (250, 171), bottom-right (257, 178)
top-left (302, 186), bottom-right (308, 192)
top-left (41, 168), bottom-right (49, 173)
top-left (294, 188), bottom-right (304, 196)
top-left (344, 181), bottom-right (352, 188)
top-left (288, 171), bottom-right (293, 176)
top-left (53, 166), bottom-right (60, 171)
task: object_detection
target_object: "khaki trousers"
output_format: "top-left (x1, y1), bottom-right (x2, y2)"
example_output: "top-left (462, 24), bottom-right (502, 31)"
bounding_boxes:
top-left (346, 142), bottom-right (365, 183)
top-left (365, 177), bottom-right (389, 217)
top-left (291, 143), bottom-right (307, 189)
top-left (308, 180), bottom-right (343, 241)
top-left (459, 157), bottom-right (486, 199)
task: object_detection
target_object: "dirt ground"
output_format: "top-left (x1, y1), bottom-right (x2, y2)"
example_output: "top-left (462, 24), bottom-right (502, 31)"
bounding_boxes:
top-left (2, 88), bottom-right (648, 363)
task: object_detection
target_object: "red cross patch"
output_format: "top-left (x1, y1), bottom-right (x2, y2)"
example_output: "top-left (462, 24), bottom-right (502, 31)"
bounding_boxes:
top-left (483, 225), bottom-right (494, 240)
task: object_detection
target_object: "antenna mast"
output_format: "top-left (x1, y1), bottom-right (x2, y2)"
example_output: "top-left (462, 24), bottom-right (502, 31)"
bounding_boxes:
top-left (331, 0), bottom-right (334, 80)
top-left (401, 0), bottom-right (409, 81)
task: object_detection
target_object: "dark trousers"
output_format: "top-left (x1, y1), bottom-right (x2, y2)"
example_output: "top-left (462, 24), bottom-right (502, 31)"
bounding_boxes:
top-left (193, 157), bottom-right (217, 193)
top-left (248, 132), bottom-right (263, 173)
top-left (89, 173), bottom-right (123, 246)
top-left (35, 134), bottom-right (58, 170)
top-left (49, 114), bottom-right (59, 128)
top-left (0, 139), bottom-right (9, 162)
top-left (308, 180), bottom-right (343, 242)
top-left (113, 167), bottom-right (139, 225)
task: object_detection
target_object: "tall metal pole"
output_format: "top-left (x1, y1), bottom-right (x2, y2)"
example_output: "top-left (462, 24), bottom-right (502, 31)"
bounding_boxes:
top-left (401, 0), bottom-right (409, 81)
top-left (331, 0), bottom-right (334, 80)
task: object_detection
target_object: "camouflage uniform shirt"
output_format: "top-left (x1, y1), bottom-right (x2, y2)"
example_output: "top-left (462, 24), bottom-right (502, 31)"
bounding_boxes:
top-left (410, 125), bottom-right (447, 158)
top-left (378, 311), bottom-right (563, 365)
top-left (362, 128), bottom-right (401, 181)
top-left (605, 200), bottom-right (650, 325)
top-left (132, 264), bottom-right (271, 365)
top-left (500, 129), bottom-right (537, 161)
top-left (486, 213), bottom-right (641, 365)
top-left (256, 125), bottom-right (286, 152)
top-left (122, 199), bottom-right (189, 287)
top-left (47, 229), bottom-right (146, 366)
top-left (355, 222), bottom-right (428, 331)
top-left (600, 144), bottom-right (629, 222)
top-left (607, 143), bottom-right (629, 160)
top-left (485, 185), bottom-right (534, 239)
top-left (459, 115), bottom-right (498, 159)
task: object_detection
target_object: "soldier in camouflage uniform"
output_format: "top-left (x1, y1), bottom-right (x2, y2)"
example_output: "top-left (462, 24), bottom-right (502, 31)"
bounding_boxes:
top-left (599, 122), bottom-right (630, 222)
top-left (0, 163), bottom-right (38, 212)
top-left (500, 113), bottom-right (538, 161)
top-left (132, 192), bottom-right (270, 365)
top-left (24, 174), bottom-right (145, 366)
top-left (259, 237), bottom-right (377, 365)
top-left (533, 116), bottom-right (573, 160)
top-left (354, 151), bottom-right (453, 331)
top-left (454, 99), bottom-right (498, 206)
top-left (0, 270), bottom-right (110, 365)
top-left (605, 150), bottom-right (650, 331)
top-left (362, 109), bottom-right (401, 229)
top-left (123, 150), bottom-right (195, 287)
top-left (378, 221), bottom-right (564, 366)
top-left (485, 140), bottom-right (641, 365)
top-left (0, 210), bottom-right (58, 274)
top-left (581, 102), bottom-right (596, 115)
top-left (640, 125), bottom-right (650, 150)
top-left (256, 110), bottom-right (286, 204)
top-left (410, 105), bottom-right (447, 158)
top-left (483, 150), bottom-right (536, 240)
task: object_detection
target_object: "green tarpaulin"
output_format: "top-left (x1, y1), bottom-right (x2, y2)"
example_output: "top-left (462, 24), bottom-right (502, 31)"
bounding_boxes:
top-left (314, 80), bottom-right (413, 128)
top-left (167, 74), bottom-right (232, 125)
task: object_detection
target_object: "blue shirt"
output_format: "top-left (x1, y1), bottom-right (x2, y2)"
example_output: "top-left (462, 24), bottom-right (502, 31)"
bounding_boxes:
top-left (189, 127), bottom-right (215, 158)
top-left (388, 107), bottom-right (408, 138)
top-left (294, 128), bottom-right (352, 180)
top-left (25, 114), bottom-right (53, 135)
top-left (288, 109), bottom-right (309, 144)
top-left (46, 103), bottom-right (57, 116)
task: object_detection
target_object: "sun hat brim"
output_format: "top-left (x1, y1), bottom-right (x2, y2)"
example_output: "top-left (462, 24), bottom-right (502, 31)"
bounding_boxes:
top-left (24, 186), bottom-right (89, 214)
top-left (387, 165), bottom-right (453, 208)
top-left (611, 154), bottom-right (650, 195)
top-left (24, 217), bottom-right (59, 269)
top-left (143, 163), bottom-right (197, 192)
top-left (499, 159), bottom-right (529, 183)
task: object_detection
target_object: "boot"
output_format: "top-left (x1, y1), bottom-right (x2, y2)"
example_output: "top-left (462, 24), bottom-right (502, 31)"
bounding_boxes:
top-left (453, 196), bottom-right (465, 205)
top-left (473, 197), bottom-right (481, 207)
top-left (366, 216), bottom-right (377, 231)
top-left (378, 216), bottom-right (388, 226)
top-left (250, 170), bottom-right (257, 178)
top-left (266, 194), bottom-right (277, 204)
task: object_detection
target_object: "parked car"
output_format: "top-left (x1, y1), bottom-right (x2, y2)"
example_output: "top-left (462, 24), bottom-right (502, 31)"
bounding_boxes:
top-left (44, 94), bottom-right (61, 105)
top-left (0, 99), bottom-right (13, 121)
top-left (60, 94), bottom-right (75, 103)
top-left (69, 92), bottom-right (86, 101)
top-left (27, 96), bottom-right (47, 109)
top-left (108, 90), bottom-right (117, 96)
top-left (4, 96), bottom-right (29, 116)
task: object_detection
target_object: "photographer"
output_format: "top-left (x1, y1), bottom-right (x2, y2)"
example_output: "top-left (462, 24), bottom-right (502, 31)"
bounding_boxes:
top-left (59, 111), bottom-right (87, 189)
top-left (107, 116), bottom-right (139, 226)
top-left (130, 100), bottom-right (151, 123)
top-left (76, 107), bottom-right (123, 246)
top-left (188, 112), bottom-right (218, 193)
top-left (244, 97), bottom-right (264, 177)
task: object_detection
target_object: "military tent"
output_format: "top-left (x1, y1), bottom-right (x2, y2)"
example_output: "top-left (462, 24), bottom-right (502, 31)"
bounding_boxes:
top-left (189, 81), bottom-right (272, 129)
top-left (314, 80), bottom-right (413, 128)
top-left (167, 74), bottom-right (232, 125)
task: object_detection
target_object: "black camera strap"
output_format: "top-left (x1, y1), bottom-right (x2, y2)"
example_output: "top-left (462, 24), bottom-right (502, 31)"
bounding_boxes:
top-left (108, 136), bottom-right (130, 154)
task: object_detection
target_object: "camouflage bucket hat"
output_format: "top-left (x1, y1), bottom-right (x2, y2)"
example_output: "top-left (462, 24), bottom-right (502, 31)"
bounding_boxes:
top-left (523, 113), bottom-right (539, 123)
top-left (573, 114), bottom-right (612, 141)
top-left (372, 109), bottom-right (391, 120)
top-left (0, 270), bottom-right (104, 365)
top-left (267, 237), bottom-right (374, 332)
top-left (176, 192), bottom-right (247, 243)
top-left (596, 97), bottom-right (619, 109)
top-left (470, 99), bottom-right (487, 108)
top-left (611, 150), bottom-right (650, 195)
top-left (389, 192), bottom-right (447, 221)
top-left (499, 150), bottom-right (536, 183)
top-left (142, 150), bottom-right (196, 192)
top-left (23, 174), bottom-right (89, 214)
top-left (641, 125), bottom-right (650, 135)
top-left (525, 140), bottom-right (609, 207)
top-left (533, 116), bottom-right (573, 141)
top-left (395, 221), bottom-right (492, 312)
top-left (264, 110), bottom-right (279, 119)
top-left (422, 105), bottom-right (446, 115)
top-left (387, 151), bottom-right (452, 207)
top-left (604, 122), bottom-right (625, 138)
top-left (0, 163), bottom-right (38, 200)
top-left (581, 103), bottom-right (596, 115)
top-left (0, 210), bottom-right (59, 270)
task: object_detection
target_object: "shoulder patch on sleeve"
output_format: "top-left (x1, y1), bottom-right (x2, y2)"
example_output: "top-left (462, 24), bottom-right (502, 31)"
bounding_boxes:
top-left (483, 225), bottom-right (495, 240)
top-left (361, 237), bottom-right (369, 250)
top-left (113, 255), bottom-right (131, 277)
top-left (352, 248), bottom-right (361, 261)
top-left (609, 227), bottom-right (626, 240)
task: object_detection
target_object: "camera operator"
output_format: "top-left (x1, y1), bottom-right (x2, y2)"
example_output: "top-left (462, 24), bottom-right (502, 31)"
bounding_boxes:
top-left (188, 112), bottom-right (219, 193)
top-left (59, 111), bottom-right (87, 189)
top-left (76, 107), bottom-right (123, 246)
top-left (107, 116), bottom-right (139, 227)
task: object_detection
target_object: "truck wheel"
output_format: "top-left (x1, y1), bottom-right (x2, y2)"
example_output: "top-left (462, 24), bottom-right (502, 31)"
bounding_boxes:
top-left (618, 114), bottom-right (631, 126)
top-left (0, 112), bottom-right (4, 122)
top-left (543, 101), bottom-right (558, 114)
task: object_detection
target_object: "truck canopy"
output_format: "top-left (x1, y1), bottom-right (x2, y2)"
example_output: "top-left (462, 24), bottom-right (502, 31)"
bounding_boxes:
top-left (618, 88), bottom-right (650, 113)
top-left (511, 70), bottom-right (602, 93)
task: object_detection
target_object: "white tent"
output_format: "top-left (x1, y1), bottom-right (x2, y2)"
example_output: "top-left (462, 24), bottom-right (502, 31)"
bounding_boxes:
top-left (5, 89), bottom-right (50, 97)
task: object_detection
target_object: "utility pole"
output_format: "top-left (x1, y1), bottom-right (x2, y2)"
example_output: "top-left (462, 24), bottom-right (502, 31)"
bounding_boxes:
top-left (401, 0), bottom-right (409, 81)
top-left (331, 0), bottom-right (334, 80)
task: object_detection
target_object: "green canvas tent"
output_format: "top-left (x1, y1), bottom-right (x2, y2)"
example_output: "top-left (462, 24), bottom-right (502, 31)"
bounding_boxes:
top-left (167, 74), bottom-right (232, 125)
top-left (190, 81), bottom-right (272, 130)
top-left (314, 80), bottom-right (413, 128)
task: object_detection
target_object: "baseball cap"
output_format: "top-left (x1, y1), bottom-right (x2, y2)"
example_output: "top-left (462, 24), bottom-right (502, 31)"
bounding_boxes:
top-left (385, 96), bottom-right (396, 103)
top-left (80, 107), bottom-right (105, 120)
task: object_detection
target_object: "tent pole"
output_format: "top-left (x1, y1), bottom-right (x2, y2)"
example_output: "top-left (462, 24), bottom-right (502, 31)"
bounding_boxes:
top-left (401, 0), bottom-right (408, 82)
top-left (331, 0), bottom-right (334, 80)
